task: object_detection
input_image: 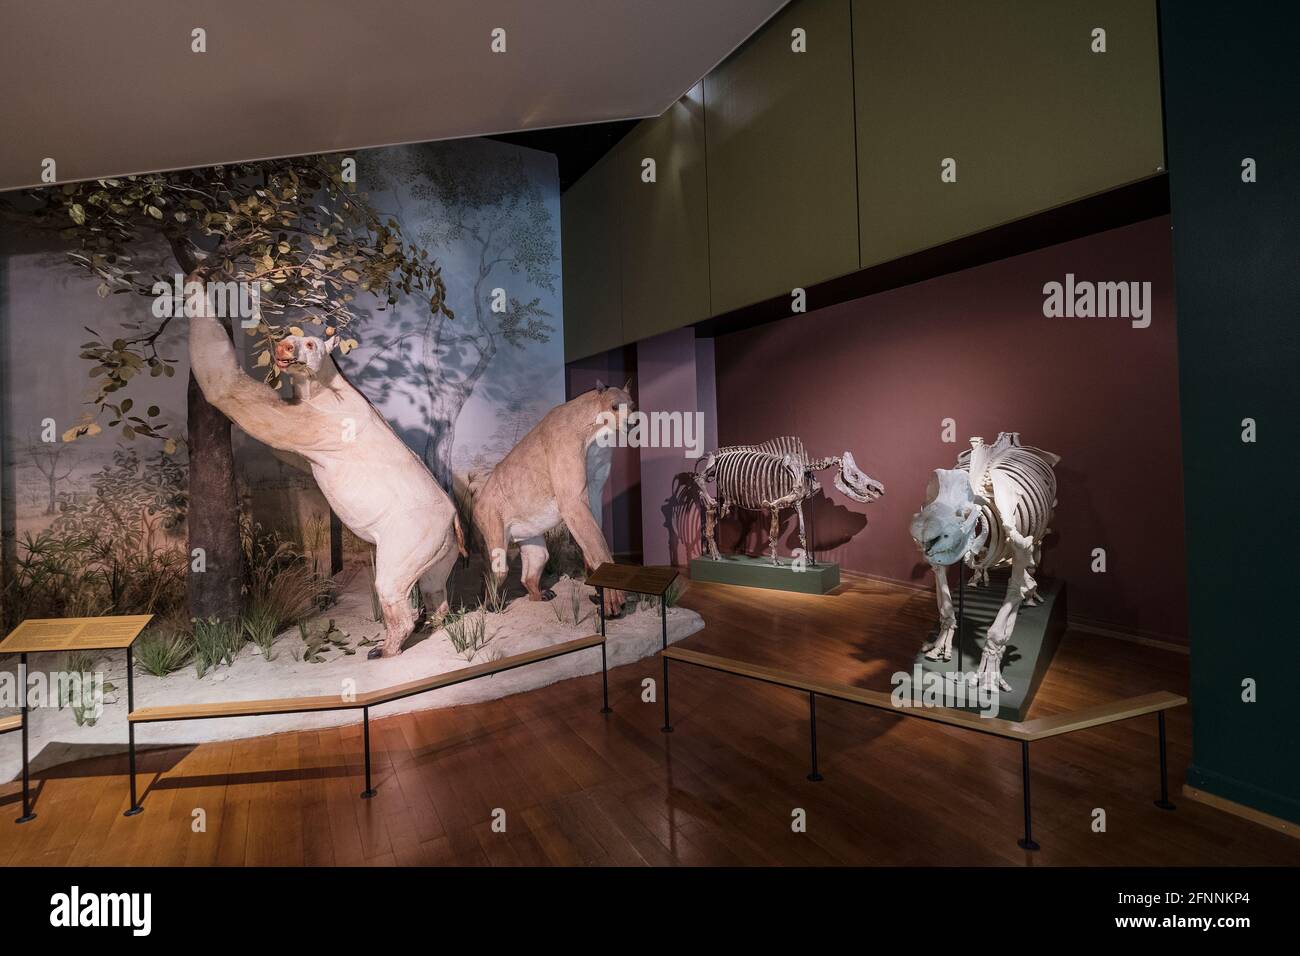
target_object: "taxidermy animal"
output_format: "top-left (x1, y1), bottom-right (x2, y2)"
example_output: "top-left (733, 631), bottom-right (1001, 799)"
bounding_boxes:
top-left (694, 437), bottom-right (884, 565)
top-left (910, 432), bottom-right (1059, 692)
top-left (186, 269), bottom-right (465, 658)
top-left (472, 382), bottom-right (633, 617)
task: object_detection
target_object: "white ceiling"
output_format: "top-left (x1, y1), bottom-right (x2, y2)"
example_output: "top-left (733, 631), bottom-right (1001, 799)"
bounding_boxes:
top-left (0, 0), bottom-right (787, 192)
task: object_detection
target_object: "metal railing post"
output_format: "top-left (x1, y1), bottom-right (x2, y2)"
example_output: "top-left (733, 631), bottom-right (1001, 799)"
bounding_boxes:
top-left (360, 706), bottom-right (376, 799)
top-left (1017, 740), bottom-right (1039, 850)
top-left (124, 645), bottom-right (142, 816)
top-left (1155, 710), bottom-right (1175, 810)
top-left (16, 653), bottom-right (35, 823)
top-left (661, 598), bottom-right (672, 733)
top-left (807, 692), bottom-right (823, 782)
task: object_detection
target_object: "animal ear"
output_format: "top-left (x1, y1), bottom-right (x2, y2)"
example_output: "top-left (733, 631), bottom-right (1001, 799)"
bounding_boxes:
top-left (622, 378), bottom-right (632, 393)
top-left (324, 336), bottom-right (340, 354)
top-left (924, 473), bottom-right (940, 504)
top-left (595, 379), bottom-right (606, 393)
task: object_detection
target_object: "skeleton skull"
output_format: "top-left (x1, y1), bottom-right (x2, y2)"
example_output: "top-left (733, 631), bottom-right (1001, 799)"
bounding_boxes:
top-left (910, 468), bottom-right (986, 567)
top-left (833, 451), bottom-right (885, 503)
top-left (274, 333), bottom-right (337, 379)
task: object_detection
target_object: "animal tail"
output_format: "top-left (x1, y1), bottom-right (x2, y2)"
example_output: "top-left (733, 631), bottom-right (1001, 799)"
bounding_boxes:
top-left (453, 513), bottom-right (468, 558)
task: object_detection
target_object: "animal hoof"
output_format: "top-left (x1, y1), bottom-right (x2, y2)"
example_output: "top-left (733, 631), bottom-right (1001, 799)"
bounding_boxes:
top-left (924, 647), bottom-right (941, 661)
top-left (366, 647), bottom-right (384, 661)
top-left (541, 588), bottom-right (556, 601)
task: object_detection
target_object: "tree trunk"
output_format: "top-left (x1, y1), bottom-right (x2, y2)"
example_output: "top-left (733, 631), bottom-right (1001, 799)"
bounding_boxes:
top-left (171, 241), bottom-right (247, 622)
top-left (45, 474), bottom-right (56, 515)
top-left (424, 404), bottom-right (458, 494)
top-left (186, 361), bottom-right (246, 622)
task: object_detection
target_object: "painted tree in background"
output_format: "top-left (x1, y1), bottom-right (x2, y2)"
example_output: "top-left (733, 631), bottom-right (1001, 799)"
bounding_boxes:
top-left (362, 143), bottom-right (556, 491)
top-left (25, 438), bottom-right (77, 515)
top-left (1, 159), bottom-right (453, 619)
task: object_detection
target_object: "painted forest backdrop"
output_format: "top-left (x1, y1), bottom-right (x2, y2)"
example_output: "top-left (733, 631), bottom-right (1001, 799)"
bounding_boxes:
top-left (0, 138), bottom-right (565, 636)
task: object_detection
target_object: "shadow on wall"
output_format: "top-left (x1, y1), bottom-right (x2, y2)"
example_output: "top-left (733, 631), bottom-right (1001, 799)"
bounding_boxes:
top-left (709, 488), bottom-right (870, 562)
top-left (662, 471), bottom-right (704, 566)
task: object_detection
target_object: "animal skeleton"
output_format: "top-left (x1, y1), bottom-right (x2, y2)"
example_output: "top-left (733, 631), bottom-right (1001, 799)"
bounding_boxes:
top-left (694, 437), bottom-right (884, 564)
top-left (910, 432), bottom-right (1059, 691)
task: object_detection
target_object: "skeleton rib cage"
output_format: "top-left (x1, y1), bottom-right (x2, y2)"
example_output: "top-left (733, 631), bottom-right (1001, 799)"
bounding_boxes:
top-left (711, 444), bottom-right (807, 511)
top-left (956, 434), bottom-right (1058, 575)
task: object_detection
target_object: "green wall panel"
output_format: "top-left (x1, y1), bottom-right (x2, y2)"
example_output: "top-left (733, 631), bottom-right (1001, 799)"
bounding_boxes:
top-left (854, 0), bottom-right (1165, 267)
top-left (561, 150), bottom-right (623, 362)
top-left (705, 0), bottom-right (860, 315)
top-left (618, 83), bottom-right (711, 342)
top-left (1162, 0), bottom-right (1300, 824)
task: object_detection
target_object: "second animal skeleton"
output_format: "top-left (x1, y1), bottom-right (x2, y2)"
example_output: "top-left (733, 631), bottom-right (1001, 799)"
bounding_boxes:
top-left (910, 432), bottom-right (1060, 692)
top-left (694, 437), bottom-right (884, 564)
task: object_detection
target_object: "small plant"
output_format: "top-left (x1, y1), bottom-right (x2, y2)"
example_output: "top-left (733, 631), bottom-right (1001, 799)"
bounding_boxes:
top-left (445, 606), bottom-right (491, 661)
top-left (242, 603), bottom-right (281, 661)
top-left (59, 651), bottom-right (114, 726)
top-left (550, 581), bottom-right (588, 628)
top-left (192, 616), bottom-right (242, 677)
top-left (135, 627), bottom-right (194, 677)
top-left (567, 582), bottom-right (586, 629)
top-left (483, 568), bottom-right (508, 614)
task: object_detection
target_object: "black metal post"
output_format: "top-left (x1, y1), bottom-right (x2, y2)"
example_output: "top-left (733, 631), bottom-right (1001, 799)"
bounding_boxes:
top-left (807, 692), bottom-right (823, 782)
top-left (599, 587), bottom-right (611, 713)
top-left (360, 706), bottom-right (376, 798)
top-left (16, 653), bottom-right (34, 823)
top-left (957, 565), bottom-right (965, 676)
top-left (660, 597), bottom-right (672, 733)
top-left (123, 645), bottom-right (142, 816)
top-left (806, 501), bottom-right (817, 567)
top-left (1017, 740), bottom-right (1039, 850)
top-left (1154, 710), bottom-right (1176, 810)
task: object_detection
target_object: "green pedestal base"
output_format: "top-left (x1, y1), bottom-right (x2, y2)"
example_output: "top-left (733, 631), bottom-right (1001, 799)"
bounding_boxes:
top-left (688, 554), bottom-right (840, 595)
top-left (912, 572), bottom-right (1067, 721)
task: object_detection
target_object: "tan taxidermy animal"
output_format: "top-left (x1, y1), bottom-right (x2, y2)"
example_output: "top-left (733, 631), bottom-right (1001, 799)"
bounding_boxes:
top-left (185, 268), bottom-right (464, 659)
top-left (473, 382), bottom-right (632, 617)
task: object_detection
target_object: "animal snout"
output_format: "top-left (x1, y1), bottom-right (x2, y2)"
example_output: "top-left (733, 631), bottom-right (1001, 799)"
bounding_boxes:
top-left (925, 534), bottom-right (944, 553)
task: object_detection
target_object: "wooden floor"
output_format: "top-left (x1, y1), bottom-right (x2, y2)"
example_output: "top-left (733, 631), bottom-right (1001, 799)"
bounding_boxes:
top-left (2, 575), bottom-right (1297, 866)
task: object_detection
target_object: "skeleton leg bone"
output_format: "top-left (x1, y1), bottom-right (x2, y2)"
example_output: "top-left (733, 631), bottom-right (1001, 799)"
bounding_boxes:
top-left (972, 547), bottom-right (1030, 692)
top-left (794, 499), bottom-right (808, 556)
top-left (766, 507), bottom-right (781, 565)
top-left (926, 563), bottom-right (957, 662)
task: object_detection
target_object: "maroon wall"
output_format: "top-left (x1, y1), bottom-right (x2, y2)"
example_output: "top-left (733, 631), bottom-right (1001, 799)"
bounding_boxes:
top-left (714, 217), bottom-right (1187, 642)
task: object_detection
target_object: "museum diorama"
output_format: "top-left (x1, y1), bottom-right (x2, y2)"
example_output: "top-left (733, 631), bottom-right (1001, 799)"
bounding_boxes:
top-left (0, 0), bottom-right (1296, 914)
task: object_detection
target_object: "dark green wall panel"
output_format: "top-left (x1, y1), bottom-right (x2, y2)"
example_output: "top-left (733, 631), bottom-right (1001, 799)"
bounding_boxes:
top-left (1162, 0), bottom-right (1300, 823)
top-left (618, 84), bottom-right (711, 342)
top-left (854, 0), bottom-right (1165, 267)
top-left (705, 0), bottom-right (859, 315)
top-left (561, 150), bottom-right (623, 362)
